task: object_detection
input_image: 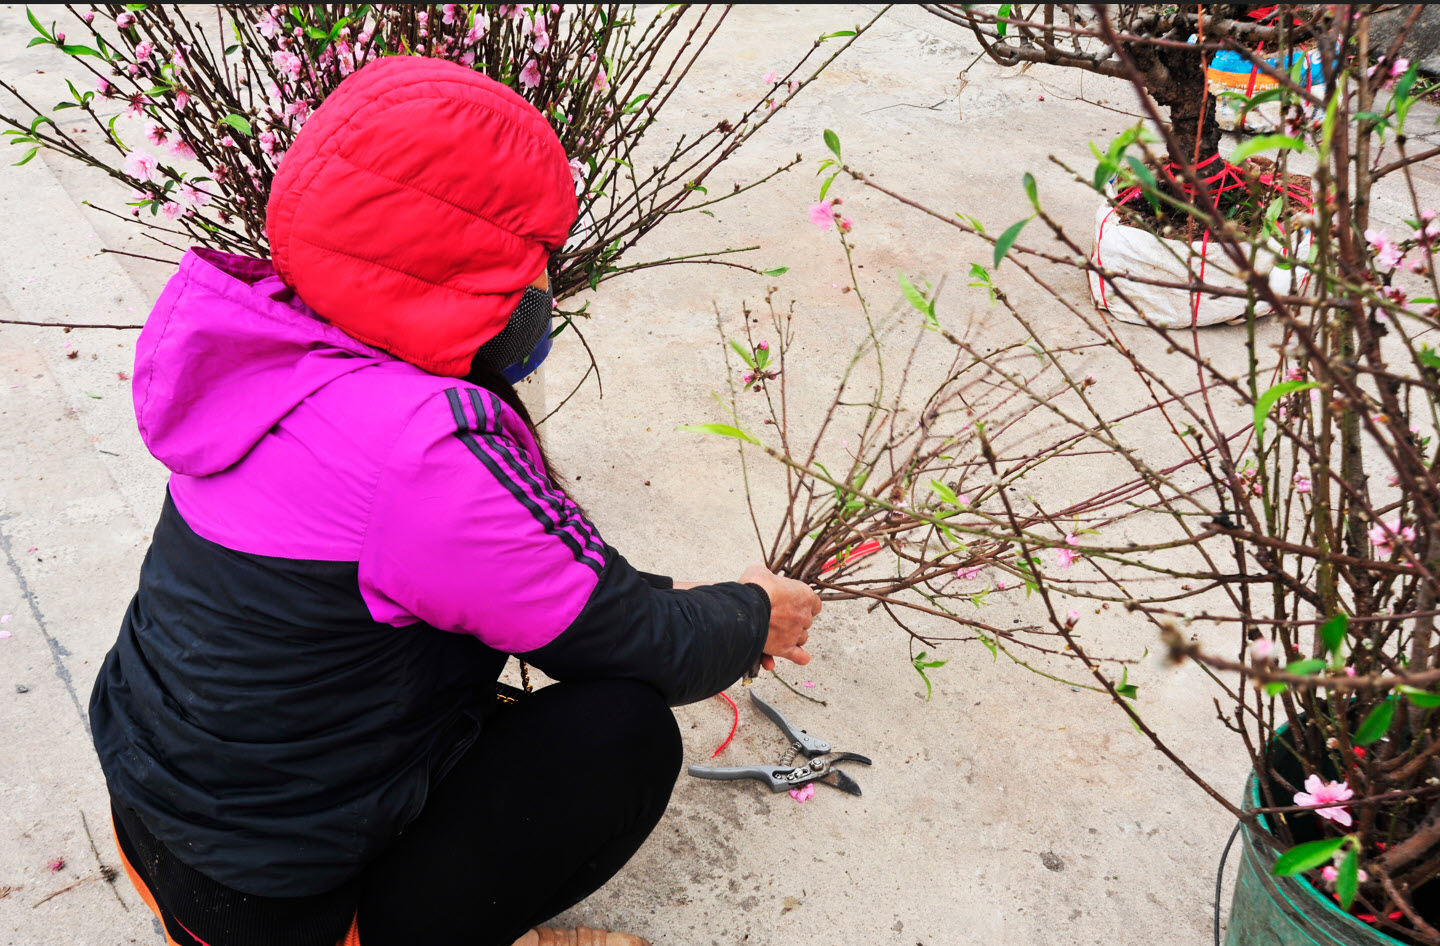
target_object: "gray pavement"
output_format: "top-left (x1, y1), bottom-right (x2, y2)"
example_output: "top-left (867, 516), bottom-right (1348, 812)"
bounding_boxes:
top-left (6, 5), bottom-right (1439, 945)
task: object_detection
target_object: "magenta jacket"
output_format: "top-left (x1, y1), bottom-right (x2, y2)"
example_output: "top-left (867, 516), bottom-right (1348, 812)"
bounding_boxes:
top-left (89, 248), bottom-right (769, 895)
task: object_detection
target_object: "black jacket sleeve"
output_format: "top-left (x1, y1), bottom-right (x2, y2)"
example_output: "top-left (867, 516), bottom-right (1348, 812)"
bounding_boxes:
top-left (518, 550), bottom-right (769, 706)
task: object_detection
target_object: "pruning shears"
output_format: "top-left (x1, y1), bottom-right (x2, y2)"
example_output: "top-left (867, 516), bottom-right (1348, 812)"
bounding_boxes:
top-left (687, 691), bottom-right (872, 796)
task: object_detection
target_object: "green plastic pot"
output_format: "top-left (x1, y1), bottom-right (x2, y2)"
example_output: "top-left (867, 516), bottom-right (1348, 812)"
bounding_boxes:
top-left (1225, 770), bottom-right (1407, 945)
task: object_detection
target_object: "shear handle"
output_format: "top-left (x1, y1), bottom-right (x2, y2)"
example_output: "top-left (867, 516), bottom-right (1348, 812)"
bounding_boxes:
top-left (687, 764), bottom-right (814, 793)
top-left (749, 692), bottom-right (832, 756)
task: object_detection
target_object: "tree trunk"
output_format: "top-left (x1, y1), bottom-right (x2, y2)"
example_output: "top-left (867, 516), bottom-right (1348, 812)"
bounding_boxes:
top-left (1135, 40), bottom-right (1222, 170)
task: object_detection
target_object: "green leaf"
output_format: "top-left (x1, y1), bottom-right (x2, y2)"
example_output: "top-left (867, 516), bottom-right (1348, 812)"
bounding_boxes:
top-left (823, 128), bottom-right (841, 162)
top-left (1253, 380), bottom-right (1317, 440)
top-left (1419, 346), bottom-right (1440, 371)
top-left (996, 3), bottom-right (1012, 38)
top-left (1354, 697), bottom-right (1396, 745)
top-left (1396, 64), bottom-right (1420, 102)
top-left (13, 146), bottom-right (39, 166)
top-left (912, 651), bottom-right (946, 701)
top-left (675, 422), bottom-right (760, 446)
top-left (818, 29), bottom-right (856, 40)
top-left (728, 338), bottom-right (758, 369)
top-left (897, 270), bottom-right (928, 313)
top-left (1115, 666), bottom-right (1139, 700)
top-left (993, 217), bottom-right (1029, 267)
top-left (1320, 614), bottom-right (1349, 658)
top-left (1230, 134), bottom-right (1307, 164)
top-left (1124, 155), bottom-right (1159, 210)
top-left (25, 5), bottom-right (50, 40)
top-left (1272, 836), bottom-right (1348, 877)
top-left (760, 266), bottom-right (790, 277)
top-left (1287, 658), bottom-right (1325, 676)
top-left (818, 170), bottom-right (840, 201)
top-left (929, 480), bottom-right (961, 506)
top-left (1264, 680), bottom-right (1287, 698)
top-left (1398, 685), bottom-right (1440, 708)
top-left (622, 93), bottom-right (650, 114)
top-left (1335, 847), bottom-right (1359, 909)
top-left (220, 113), bottom-right (252, 136)
top-left (1023, 172), bottom-right (1038, 211)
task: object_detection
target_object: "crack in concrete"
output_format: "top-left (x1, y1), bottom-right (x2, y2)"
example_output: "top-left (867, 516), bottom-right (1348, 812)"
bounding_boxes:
top-left (0, 512), bottom-right (89, 730)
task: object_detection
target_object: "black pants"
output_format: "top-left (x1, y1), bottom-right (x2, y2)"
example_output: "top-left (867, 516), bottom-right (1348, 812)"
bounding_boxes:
top-left (113, 679), bottom-right (683, 946)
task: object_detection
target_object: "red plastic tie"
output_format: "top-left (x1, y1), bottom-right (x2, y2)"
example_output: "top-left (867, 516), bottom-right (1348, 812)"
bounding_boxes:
top-left (710, 690), bottom-right (739, 757)
top-left (819, 538), bottom-right (883, 575)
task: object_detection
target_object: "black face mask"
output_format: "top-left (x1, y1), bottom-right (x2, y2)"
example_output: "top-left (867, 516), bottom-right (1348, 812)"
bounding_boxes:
top-left (466, 285), bottom-right (554, 384)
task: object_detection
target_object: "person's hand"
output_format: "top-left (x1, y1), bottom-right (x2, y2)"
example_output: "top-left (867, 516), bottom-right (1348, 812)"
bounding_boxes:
top-left (740, 564), bottom-right (822, 671)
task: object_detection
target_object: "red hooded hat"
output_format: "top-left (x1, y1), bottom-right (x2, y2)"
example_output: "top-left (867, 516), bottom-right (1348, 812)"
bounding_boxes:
top-left (266, 56), bottom-right (577, 377)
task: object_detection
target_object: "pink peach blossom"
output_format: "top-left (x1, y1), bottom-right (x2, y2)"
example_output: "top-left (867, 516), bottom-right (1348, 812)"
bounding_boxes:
top-left (808, 200), bottom-right (836, 231)
top-left (839, 216), bottom-right (854, 233)
top-left (762, 70), bottom-right (779, 83)
top-left (1252, 638), bottom-right (1275, 659)
top-left (1365, 228), bottom-right (1405, 272)
top-left (134, 40), bottom-right (154, 61)
top-left (788, 782), bottom-right (816, 803)
top-left (519, 59), bottom-right (542, 90)
top-left (1322, 864), bottom-right (1369, 884)
top-left (1294, 774), bottom-right (1354, 826)
top-left (1293, 473), bottom-right (1311, 494)
top-left (1369, 518), bottom-right (1416, 557)
top-left (122, 150), bottom-right (160, 183)
top-left (115, 12), bottom-right (137, 29)
top-left (593, 67), bottom-right (609, 92)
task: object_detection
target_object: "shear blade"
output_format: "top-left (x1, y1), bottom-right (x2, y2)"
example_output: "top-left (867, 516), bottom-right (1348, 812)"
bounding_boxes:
top-left (820, 767), bottom-right (864, 796)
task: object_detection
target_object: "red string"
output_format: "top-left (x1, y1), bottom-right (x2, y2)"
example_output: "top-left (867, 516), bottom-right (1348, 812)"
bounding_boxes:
top-left (710, 690), bottom-right (739, 757)
top-left (1095, 158), bottom-right (1313, 316)
top-left (819, 538), bottom-right (883, 574)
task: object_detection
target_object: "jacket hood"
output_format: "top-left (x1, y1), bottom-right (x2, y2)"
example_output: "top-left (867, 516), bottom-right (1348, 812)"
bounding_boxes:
top-left (265, 56), bottom-right (577, 378)
top-left (135, 248), bottom-right (390, 477)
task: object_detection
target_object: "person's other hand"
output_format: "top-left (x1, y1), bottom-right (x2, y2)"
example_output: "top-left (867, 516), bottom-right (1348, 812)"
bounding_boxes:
top-left (740, 564), bottom-right (822, 670)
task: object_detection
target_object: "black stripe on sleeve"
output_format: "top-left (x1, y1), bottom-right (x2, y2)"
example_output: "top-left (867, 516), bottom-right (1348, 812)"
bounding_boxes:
top-left (464, 388), bottom-right (605, 558)
top-left (443, 388), bottom-right (600, 574)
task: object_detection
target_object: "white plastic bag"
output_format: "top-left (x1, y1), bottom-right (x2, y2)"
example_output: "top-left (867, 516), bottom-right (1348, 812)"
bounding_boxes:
top-left (1088, 199), bottom-right (1312, 328)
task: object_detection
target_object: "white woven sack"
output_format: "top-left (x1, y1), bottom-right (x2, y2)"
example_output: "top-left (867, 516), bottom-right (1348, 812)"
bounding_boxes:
top-left (1088, 201), bottom-right (1312, 328)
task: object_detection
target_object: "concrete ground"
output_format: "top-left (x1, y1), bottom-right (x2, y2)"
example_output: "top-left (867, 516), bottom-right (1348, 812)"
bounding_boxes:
top-left (5, 5), bottom-right (1440, 945)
